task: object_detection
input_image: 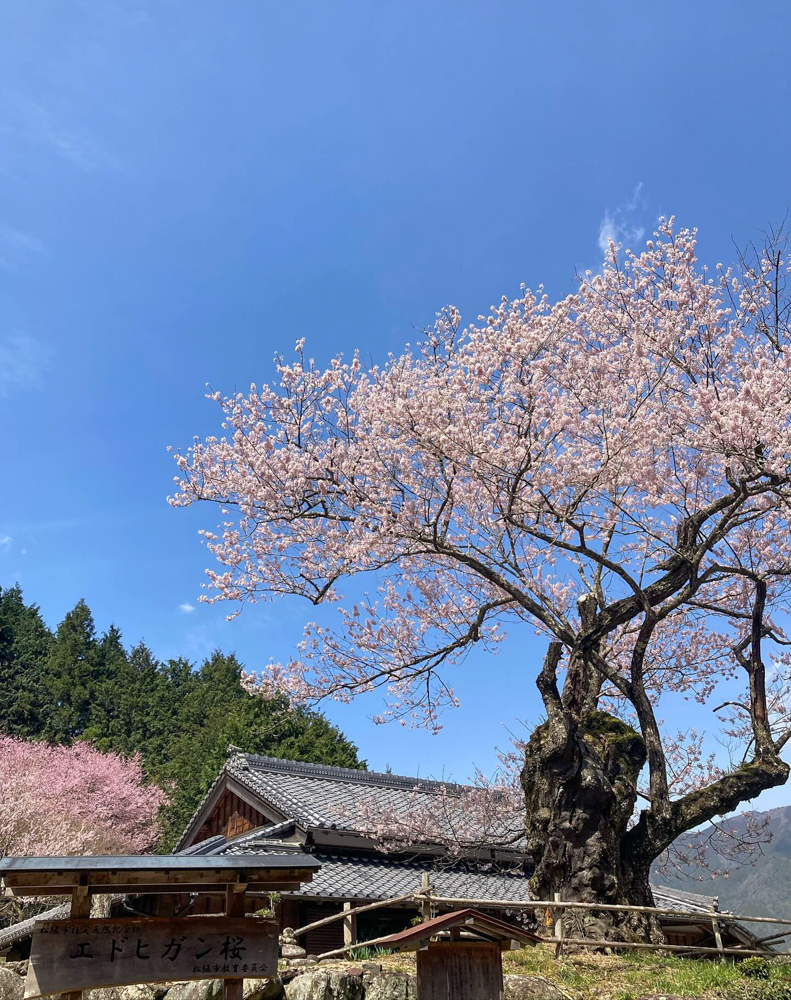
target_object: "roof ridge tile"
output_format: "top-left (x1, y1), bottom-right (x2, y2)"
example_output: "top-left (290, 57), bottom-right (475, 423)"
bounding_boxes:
top-left (237, 753), bottom-right (470, 793)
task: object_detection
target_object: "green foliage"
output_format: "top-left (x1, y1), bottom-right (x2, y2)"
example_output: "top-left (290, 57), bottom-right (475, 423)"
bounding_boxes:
top-left (0, 585), bottom-right (52, 735)
top-left (720, 979), bottom-right (791, 1000)
top-left (348, 945), bottom-right (392, 960)
top-left (253, 893), bottom-right (281, 919)
top-left (43, 598), bottom-right (102, 742)
top-left (151, 649), bottom-right (362, 849)
top-left (742, 958), bottom-right (773, 980)
top-left (0, 584), bottom-right (365, 850)
top-left (502, 946), bottom-right (791, 999)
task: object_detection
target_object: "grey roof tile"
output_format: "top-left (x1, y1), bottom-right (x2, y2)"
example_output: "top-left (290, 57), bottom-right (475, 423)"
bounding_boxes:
top-left (651, 885), bottom-right (721, 914)
top-left (0, 903), bottom-right (70, 952)
top-left (221, 845), bottom-right (531, 902)
top-left (178, 834), bottom-right (227, 856)
top-left (215, 838), bottom-right (720, 913)
top-left (225, 754), bottom-right (521, 846)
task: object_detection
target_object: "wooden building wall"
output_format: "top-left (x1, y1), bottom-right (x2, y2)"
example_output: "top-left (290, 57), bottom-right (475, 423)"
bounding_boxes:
top-left (195, 789), bottom-right (267, 842)
top-left (301, 902), bottom-right (345, 956)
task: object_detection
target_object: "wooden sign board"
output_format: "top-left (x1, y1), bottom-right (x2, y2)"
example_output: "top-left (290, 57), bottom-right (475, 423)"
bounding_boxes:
top-left (25, 916), bottom-right (278, 999)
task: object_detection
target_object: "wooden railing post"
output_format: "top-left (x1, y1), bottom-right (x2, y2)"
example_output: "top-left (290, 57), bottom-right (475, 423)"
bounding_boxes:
top-left (343, 901), bottom-right (356, 948)
top-left (553, 892), bottom-right (564, 958)
top-left (421, 873), bottom-right (432, 922)
top-left (711, 899), bottom-right (724, 964)
top-left (64, 881), bottom-right (91, 1000)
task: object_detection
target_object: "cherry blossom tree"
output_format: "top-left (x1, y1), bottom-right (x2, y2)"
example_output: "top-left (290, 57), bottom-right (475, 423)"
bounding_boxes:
top-left (0, 737), bottom-right (166, 859)
top-left (172, 221), bottom-right (791, 939)
top-left (0, 737), bottom-right (166, 925)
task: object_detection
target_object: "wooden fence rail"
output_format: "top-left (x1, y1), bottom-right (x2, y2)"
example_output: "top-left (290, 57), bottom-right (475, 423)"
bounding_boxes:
top-left (290, 893), bottom-right (416, 939)
top-left (428, 894), bottom-right (791, 929)
top-left (530, 937), bottom-right (787, 960)
top-left (284, 883), bottom-right (790, 963)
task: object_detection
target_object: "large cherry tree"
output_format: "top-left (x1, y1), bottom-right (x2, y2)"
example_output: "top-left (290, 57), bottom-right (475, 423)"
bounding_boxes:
top-left (172, 223), bottom-right (791, 938)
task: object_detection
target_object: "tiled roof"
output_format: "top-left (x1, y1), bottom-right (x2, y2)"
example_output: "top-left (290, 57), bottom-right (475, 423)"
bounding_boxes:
top-left (179, 834), bottom-right (227, 856)
top-left (171, 753), bottom-right (751, 932)
top-left (226, 846), bottom-right (532, 901)
top-left (220, 753), bottom-right (521, 846)
top-left (0, 902), bottom-right (70, 952)
top-left (0, 894), bottom-right (127, 954)
top-left (214, 836), bottom-right (722, 913)
top-left (226, 754), bottom-right (460, 827)
top-left (651, 885), bottom-right (724, 915)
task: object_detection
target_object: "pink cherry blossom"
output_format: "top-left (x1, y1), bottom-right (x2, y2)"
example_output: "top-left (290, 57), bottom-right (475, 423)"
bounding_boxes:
top-left (173, 221), bottom-right (791, 874)
top-left (0, 737), bottom-right (166, 860)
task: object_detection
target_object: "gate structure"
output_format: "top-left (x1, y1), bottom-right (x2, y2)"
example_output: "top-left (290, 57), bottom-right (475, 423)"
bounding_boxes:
top-left (0, 854), bottom-right (320, 1000)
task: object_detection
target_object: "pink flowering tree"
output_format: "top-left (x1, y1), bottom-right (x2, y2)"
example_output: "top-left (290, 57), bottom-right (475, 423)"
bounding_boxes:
top-left (0, 737), bottom-right (166, 859)
top-left (172, 221), bottom-right (791, 939)
top-left (0, 737), bottom-right (166, 924)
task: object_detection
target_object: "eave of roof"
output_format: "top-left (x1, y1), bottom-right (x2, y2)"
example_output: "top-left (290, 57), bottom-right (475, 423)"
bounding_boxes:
top-left (377, 908), bottom-right (542, 949)
top-left (0, 854), bottom-right (320, 874)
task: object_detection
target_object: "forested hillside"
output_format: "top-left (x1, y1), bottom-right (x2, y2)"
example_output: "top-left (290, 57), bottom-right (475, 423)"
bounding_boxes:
top-left (652, 806), bottom-right (791, 948)
top-left (0, 585), bottom-right (364, 849)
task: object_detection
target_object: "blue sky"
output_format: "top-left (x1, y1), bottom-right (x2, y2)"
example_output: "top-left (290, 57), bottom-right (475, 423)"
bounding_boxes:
top-left (2, 1), bottom-right (791, 805)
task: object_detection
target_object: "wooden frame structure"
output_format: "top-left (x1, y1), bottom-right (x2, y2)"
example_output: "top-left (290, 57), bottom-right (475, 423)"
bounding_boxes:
top-left (0, 854), bottom-right (320, 1000)
top-left (375, 909), bottom-right (541, 1000)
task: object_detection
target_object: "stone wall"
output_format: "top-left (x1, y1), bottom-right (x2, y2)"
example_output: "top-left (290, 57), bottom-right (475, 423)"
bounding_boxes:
top-left (0, 964), bottom-right (573, 1000)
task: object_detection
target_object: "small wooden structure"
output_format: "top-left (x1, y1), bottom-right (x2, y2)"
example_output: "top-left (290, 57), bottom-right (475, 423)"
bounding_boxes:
top-left (377, 908), bottom-right (541, 1000)
top-left (0, 854), bottom-right (320, 1000)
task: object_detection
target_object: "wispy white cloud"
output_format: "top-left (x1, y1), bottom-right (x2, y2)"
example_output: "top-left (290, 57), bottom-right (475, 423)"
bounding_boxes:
top-left (179, 602), bottom-right (196, 614)
top-left (1, 96), bottom-right (113, 173)
top-left (0, 335), bottom-right (50, 396)
top-left (0, 224), bottom-right (47, 272)
top-left (0, 536), bottom-right (12, 551)
top-left (598, 183), bottom-right (645, 255)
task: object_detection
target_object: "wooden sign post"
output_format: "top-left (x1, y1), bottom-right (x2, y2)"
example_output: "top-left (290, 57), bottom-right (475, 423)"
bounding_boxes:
top-left (0, 853), bottom-right (321, 1000)
top-left (375, 909), bottom-right (541, 1000)
top-left (25, 916), bottom-right (278, 999)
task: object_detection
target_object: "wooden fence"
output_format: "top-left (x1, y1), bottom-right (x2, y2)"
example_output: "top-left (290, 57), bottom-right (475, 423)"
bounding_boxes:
top-left (286, 881), bottom-right (791, 962)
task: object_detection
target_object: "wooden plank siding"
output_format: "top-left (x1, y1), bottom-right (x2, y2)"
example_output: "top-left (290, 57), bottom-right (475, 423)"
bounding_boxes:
top-left (302, 903), bottom-right (345, 956)
top-left (195, 790), bottom-right (267, 842)
top-left (417, 941), bottom-right (503, 1000)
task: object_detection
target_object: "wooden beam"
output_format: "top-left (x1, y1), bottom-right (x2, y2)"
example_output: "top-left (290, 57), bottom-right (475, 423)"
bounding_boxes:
top-left (3, 867), bottom-right (314, 891)
top-left (63, 883), bottom-right (92, 1000)
top-left (223, 883), bottom-right (247, 1000)
top-left (6, 880), bottom-right (307, 897)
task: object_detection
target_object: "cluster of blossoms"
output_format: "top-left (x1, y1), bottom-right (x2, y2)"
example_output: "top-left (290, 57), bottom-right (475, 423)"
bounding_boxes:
top-left (0, 737), bottom-right (166, 859)
top-left (172, 221), bottom-right (791, 875)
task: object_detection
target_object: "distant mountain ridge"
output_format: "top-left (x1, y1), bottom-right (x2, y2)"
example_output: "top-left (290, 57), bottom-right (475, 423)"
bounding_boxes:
top-left (652, 804), bottom-right (791, 949)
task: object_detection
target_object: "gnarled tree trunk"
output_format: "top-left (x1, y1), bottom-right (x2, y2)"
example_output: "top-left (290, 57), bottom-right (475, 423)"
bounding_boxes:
top-left (522, 708), bottom-right (662, 943)
top-left (522, 633), bottom-right (791, 943)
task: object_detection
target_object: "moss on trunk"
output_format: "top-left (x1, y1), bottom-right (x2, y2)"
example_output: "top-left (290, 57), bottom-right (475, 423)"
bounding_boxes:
top-left (522, 709), bottom-right (662, 942)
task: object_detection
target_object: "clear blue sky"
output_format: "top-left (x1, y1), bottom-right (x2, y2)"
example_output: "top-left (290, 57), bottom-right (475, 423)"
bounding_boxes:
top-left (2, 1), bottom-right (791, 803)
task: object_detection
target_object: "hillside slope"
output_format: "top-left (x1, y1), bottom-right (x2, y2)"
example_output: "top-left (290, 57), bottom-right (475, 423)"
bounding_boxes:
top-left (652, 805), bottom-right (791, 949)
